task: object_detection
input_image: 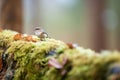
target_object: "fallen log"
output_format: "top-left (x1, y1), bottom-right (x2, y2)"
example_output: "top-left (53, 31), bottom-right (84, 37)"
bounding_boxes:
top-left (0, 29), bottom-right (120, 80)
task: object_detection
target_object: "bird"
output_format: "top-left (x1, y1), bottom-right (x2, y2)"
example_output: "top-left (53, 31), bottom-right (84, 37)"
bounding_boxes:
top-left (34, 27), bottom-right (48, 40)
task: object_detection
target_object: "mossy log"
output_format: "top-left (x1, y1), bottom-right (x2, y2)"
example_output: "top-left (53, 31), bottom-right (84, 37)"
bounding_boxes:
top-left (0, 29), bottom-right (120, 80)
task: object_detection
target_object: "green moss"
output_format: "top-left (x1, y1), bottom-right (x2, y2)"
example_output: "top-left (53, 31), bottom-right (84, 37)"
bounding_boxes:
top-left (44, 49), bottom-right (120, 80)
top-left (0, 30), bottom-right (120, 80)
top-left (0, 30), bottom-right (17, 47)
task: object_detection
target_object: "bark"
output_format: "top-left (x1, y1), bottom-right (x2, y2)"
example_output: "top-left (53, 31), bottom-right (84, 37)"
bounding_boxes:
top-left (86, 0), bottom-right (107, 52)
top-left (0, 0), bottom-right (23, 33)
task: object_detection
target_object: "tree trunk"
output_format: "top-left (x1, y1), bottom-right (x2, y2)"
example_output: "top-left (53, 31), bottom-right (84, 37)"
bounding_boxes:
top-left (85, 0), bottom-right (106, 52)
top-left (115, 1), bottom-right (120, 50)
top-left (0, 0), bottom-right (23, 33)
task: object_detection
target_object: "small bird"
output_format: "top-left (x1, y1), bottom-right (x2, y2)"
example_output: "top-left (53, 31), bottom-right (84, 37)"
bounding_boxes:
top-left (34, 27), bottom-right (48, 40)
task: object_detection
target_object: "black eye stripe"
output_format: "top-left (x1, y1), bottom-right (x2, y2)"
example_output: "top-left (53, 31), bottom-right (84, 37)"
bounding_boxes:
top-left (35, 29), bottom-right (40, 30)
top-left (34, 27), bottom-right (41, 30)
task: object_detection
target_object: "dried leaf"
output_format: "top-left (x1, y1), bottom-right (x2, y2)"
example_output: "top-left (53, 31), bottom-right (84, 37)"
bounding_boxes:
top-left (24, 36), bottom-right (33, 42)
top-left (48, 58), bottom-right (63, 69)
top-left (14, 33), bottom-right (22, 40)
top-left (66, 43), bottom-right (78, 49)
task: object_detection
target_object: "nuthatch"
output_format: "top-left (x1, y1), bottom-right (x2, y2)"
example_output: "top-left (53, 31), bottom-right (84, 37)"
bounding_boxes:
top-left (34, 27), bottom-right (48, 40)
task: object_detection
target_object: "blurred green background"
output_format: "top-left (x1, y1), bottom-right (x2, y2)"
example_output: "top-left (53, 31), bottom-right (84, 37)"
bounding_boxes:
top-left (0, 0), bottom-right (120, 52)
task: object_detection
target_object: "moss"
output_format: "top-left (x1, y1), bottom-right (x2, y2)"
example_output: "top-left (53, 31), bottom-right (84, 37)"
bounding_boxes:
top-left (0, 30), bottom-right (120, 80)
top-left (0, 30), bottom-right (17, 47)
top-left (44, 49), bottom-right (120, 80)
